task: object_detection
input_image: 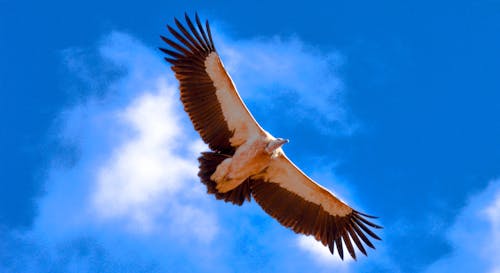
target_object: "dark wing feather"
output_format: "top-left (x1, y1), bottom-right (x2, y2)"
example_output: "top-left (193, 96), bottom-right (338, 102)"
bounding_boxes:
top-left (250, 154), bottom-right (382, 260)
top-left (160, 14), bottom-right (234, 154)
top-left (160, 13), bottom-right (265, 154)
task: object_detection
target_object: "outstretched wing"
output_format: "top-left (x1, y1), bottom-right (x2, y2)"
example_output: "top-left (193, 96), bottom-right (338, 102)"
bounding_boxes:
top-left (251, 153), bottom-right (382, 260)
top-left (160, 13), bottom-right (265, 154)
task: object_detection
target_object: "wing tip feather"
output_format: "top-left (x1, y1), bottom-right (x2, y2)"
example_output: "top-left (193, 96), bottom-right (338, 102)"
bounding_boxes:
top-left (251, 178), bottom-right (382, 260)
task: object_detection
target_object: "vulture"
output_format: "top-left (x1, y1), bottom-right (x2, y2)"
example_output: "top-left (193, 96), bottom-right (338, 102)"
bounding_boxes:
top-left (160, 13), bottom-right (381, 260)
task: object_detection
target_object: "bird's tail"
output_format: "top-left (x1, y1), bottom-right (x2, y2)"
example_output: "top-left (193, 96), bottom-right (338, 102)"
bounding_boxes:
top-left (197, 151), bottom-right (252, 206)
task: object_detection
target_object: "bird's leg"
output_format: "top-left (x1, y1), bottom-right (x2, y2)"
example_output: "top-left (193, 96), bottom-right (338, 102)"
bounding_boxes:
top-left (210, 158), bottom-right (232, 184)
top-left (216, 178), bottom-right (243, 193)
top-left (210, 157), bottom-right (245, 193)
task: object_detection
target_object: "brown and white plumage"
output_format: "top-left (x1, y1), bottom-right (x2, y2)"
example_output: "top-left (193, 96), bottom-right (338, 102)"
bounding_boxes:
top-left (160, 13), bottom-right (382, 260)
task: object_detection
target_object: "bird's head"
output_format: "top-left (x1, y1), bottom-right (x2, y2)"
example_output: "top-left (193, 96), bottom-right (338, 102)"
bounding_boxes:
top-left (265, 138), bottom-right (289, 154)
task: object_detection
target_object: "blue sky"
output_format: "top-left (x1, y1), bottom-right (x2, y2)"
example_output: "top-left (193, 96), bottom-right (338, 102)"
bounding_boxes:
top-left (1, 0), bottom-right (500, 272)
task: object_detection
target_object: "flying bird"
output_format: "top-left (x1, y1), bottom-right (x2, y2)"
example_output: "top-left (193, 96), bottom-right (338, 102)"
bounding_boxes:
top-left (160, 13), bottom-right (381, 260)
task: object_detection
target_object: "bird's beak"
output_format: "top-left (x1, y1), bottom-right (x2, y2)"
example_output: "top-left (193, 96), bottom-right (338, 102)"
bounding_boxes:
top-left (280, 139), bottom-right (289, 145)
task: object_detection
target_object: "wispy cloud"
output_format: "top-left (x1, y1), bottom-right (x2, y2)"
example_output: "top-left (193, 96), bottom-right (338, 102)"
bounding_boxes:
top-left (297, 235), bottom-right (353, 268)
top-left (61, 32), bottom-right (216, 240)
top-left (0, 31), bottom-right (220, 272)
top-left (91, 85), bottom-right (208, 235)
top-left (425, 179), bottom-right (500, 273)
top-left (214, 32), bottom-right (354, 134)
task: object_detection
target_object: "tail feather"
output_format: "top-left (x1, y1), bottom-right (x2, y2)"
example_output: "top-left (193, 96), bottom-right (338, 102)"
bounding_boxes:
top-left (197, 151), bottom-right (252, 206)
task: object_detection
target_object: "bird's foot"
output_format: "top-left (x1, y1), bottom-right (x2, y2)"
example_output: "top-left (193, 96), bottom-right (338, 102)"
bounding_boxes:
top-left (216, 178), bottom-right (242, 193)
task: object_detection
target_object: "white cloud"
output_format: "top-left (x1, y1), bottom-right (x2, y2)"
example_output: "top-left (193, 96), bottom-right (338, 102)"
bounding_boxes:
top-left (425, 179), bottom-right (500, 273)
top-left (88, 34), bottom-right (217, 239)
top-left (91, 82), bottom-right (199, 232)
top-left (32, 31), bottom-right (219, 244)
top-left (297, 235), bottom-right (353, 269)
top-left (484, 184), bottom-right (500, 273)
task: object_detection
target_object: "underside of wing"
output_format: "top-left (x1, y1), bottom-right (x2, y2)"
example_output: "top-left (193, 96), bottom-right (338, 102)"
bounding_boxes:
top-left (160, 13), bottom-right (264, 154)
top-left (250, 154), bottom-right (382, 260)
